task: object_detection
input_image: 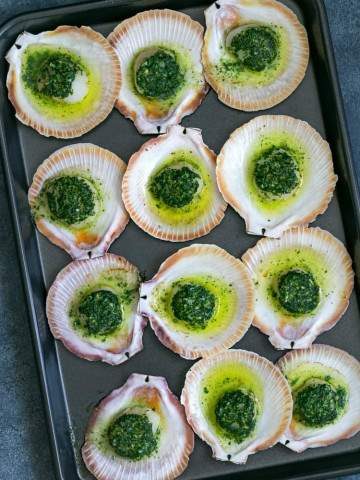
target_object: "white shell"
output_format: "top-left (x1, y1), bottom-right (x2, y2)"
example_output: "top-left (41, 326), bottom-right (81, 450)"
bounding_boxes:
top-left (217, 115), bottom-right (337, 237)
top-left (203, 0), bottom-right (309, 110)
top-left (122, 126), bottom-right (227, 242)
top-left (6, 26), bottom-right (120, 138)
top-left (278, 344), bottom-right (360, 452)
top-left (46, 254), bottom-right (145, 365)
top-left (108, 9), bottom-right (208, 134)
top-left (82, 373), bottom-right (194, 480)
top-left (140, 244), bottom-right (254, 359)
top-left (242, 227), bottom-right (354, 350)
top-left (181, 349), bottom-right (293, 463)
top-left (28, 143), bottom-right (129, 260)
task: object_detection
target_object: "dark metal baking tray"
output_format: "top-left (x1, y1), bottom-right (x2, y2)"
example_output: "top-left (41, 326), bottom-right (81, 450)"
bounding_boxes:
top-left (1, 0), bottom-right (360, 479)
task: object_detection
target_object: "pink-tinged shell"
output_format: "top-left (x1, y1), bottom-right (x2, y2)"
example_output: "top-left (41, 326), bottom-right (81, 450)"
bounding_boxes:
top-left (278, 344), bottom-right (360, 452)
top-left (203, 0), bottom-right (309, 111)
top-left (140, 244), bottom-right (254, 359)
top-left (108, 9), bottom-right (208, 134)
top-left (6, 26), bottom-right (120, 138)
top-left (28, 143), bottom-right (129, 260)
top-left (242, 227), bottom-right (354, 349)
top-left (122, 125), bottom-right (227, 241)
top-left (46, 254), bottom-right (145, 365)
top-left (82, 373), bottom-right (194, 480)
top-left (217, 115), bottom-right (337, 237)
top-left (181, 349), bottom-right (293, 464)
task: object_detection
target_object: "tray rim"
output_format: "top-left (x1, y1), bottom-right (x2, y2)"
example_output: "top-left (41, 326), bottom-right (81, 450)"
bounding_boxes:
top-left (1, 1), bottom-right (360, 479)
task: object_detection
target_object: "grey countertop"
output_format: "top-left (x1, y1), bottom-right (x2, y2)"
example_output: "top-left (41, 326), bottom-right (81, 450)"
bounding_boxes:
top-left (0, 1), bottom-right (359, 479)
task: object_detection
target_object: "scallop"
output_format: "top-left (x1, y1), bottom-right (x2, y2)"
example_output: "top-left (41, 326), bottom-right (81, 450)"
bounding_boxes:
top-left (202, 0), bottom-right (309, 110)
top-left (122, 125), bottom-right (227, 241)
top-left (28, 143), bottom-right (128, 260)
top-left (46, 254), bottom-right (144, 365)
top-left (82, 373), bottom-right (194, 480)
top-left (108, 9), bottom-right (208, 134)
top-left (181, 349), bottom-right (292, 463)
top-left (6, 26), bottom-right (120, 138)
top-left (140, 244), bottom-right (254, 359)
top-left (217, 115), bottom-right (337, 237)
top-left (242, 227), bottom-right (354, 350)
top-left (278, 344), bottom-right (360, 452)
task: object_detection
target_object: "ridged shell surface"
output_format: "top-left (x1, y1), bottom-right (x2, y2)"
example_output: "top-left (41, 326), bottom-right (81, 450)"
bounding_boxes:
top-left (217, 115), bottom-right (337, 237)
top-left (242, 227), bottom-right (354, 349)
top-left (122, 126), bottom-right (226, 241)
top-left (108, 9), bottom-right (208, 133)
top-left (82, 373), bottom-right (194, 480)
top-left (203, 0), bottom-right (309, 110)
top-left (6, 26), bottom-right (120, 138)
top-left (140, 244), bottom-right (254, 359)
top-left (46, 254), bottom-right (145, 365)
top-left (28, 143), bottom-right (128, 259)
top-left (278, 344), bottom-right (360, 452)
top-left (181, 349), bottom-right (292, 463)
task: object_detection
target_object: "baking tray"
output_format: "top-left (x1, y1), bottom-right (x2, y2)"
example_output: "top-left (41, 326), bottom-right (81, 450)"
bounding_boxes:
top-left (1, 0), bottom-right (360, 479)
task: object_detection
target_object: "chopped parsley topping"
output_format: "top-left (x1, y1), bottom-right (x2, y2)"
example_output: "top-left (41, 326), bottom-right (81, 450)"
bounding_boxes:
top-left (135, 49), bottom-right (184, 100)
top-left (230, 25), bottom-right (279, 72)
top-left (22, 49), bottom-right (83, 99)
top-left (78, 290), bottom-right (123, 336)
top-left (278, 269), bottom-right (320, 315)
top-left (215, 389), bottom-right (258, 443)
top-left (254, 146), bottom-right (300, 197)
top-left (150, 166), bottom-right (200, 208)
top-left (294, 382), bottom-right (347, 428)
top-left (44, 175), bottom-right (95, 225)
top-left (108, 413), bottom-right (158, 460)
top-left (171, 283), bottom-right (216, 329)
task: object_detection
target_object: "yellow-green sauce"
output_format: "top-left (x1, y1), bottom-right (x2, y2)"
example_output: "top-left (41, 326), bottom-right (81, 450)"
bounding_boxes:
top-left (245, 130), bottom-right (309, 214)
top-left (201, 361), bottom-right (263, 445)
top-left (21, 44), bottom-right (101, 121)
top-left (146, 150), bottom-right (214, 226)
top-left (215, 24), bottom-right (289, 87)
top-left (69, 269), bottom-right (139, 342)
top-left (150, 274), bottom-right (237, 335)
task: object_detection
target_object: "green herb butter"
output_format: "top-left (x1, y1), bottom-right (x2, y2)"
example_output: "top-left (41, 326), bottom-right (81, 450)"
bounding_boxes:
top-left (44, 175), bottom-right (95, 225)
top-left (135, 48), bottom-right (184, 100)
top-left (108, 413), bottom-right (158, 460)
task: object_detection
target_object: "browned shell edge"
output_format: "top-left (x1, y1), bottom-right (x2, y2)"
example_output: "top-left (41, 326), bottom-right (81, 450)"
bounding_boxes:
top-left (107, 9), bottom-right (209, 124)
top-left (216, 116), bottom-right (338, 236)
top-left (46, 253), bottom-right (140, 363)
top-left (143, 244), bottom-right (254, 359)
top-left (242, 227), bottom-right (355, 342)
top-left (28, 144), bottom-right (129, 259)
top-left (7, 26), bottom-right (121, 139)
top-left (81, 376), bottom-right (195, 480)
top-left (277, 344), bottom-right (360, 447)
top-left (181, 350), bottom-right (293, 456)
top-left (202, 0), bottom-right (310, 111)
top-left (122, 132), bottom-right (227, 242)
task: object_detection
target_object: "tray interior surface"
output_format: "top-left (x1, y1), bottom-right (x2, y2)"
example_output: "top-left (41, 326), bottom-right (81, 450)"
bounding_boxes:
top-left (1, 1), bottom-right (360, 479)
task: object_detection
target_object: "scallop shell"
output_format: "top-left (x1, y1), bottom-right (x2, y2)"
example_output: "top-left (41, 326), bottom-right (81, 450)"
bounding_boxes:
top-left (242, 227), bottom-right (354, 350)
top-left (6, 26), bottom-right (120, 138)
top-left (108, 9), bottom-right (208, 134)
top-left (278, 344), bottom-right (360, 452)
top-left (181, 349), bottom-right (293, 463)
top-left (28, 143), bottom-right (129, 260)
top-left (122, 125), bottom-right (227, 242)
top-left (82, 373), bottom-right (194, 480)
top-left (202, 0), bottom-right (309, 110)
top-left (46, 254), bottom-right (145, 365)
top-left (217, 115), bottom-right (337, 237)
top-left (140, 244), bottom-right (254, 359)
